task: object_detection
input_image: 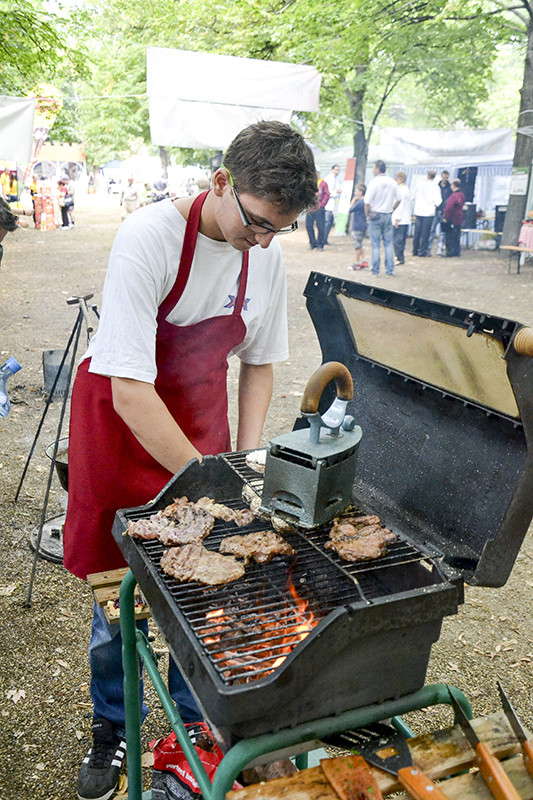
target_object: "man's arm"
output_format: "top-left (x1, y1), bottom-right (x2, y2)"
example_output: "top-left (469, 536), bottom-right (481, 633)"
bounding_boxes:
top-left (111, 377), bottom-right (201, 473)
top-left (236, 362), bottom-right (273, 451)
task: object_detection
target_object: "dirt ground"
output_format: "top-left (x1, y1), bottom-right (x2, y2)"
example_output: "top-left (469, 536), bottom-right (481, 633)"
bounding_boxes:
top-left (1, 194), bottom-right (532, 799)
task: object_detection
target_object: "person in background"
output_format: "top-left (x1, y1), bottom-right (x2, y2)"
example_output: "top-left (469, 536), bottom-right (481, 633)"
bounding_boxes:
top-left (305, 169), bottom-right (330, 251)
top-left (364, 160), bottom-right (400, 276)
top-left (29, 176), bottom-right (38, 226)
top-left (120, 176), bottom-right (140, 219)
top-left (443, 178), bottom-right (466, 258)
top-left (348, 183), bottom-right (368, 270)
top-left (8, 171), bottom-right (18, 203)
top-left (428, 170), bottom-right (452, 256)
top-left (392, 171), bottom-right (411, 266)
top-left (66, 174), bottom-right (76, 227)
top-left (0, 168), bottom-right (10, 200)
top-left (63, 120), bottom-right (317, 800)
top-left (0, 196), bottom-right (18, 266)
top-left (412, 169), bottom-right (442, 257)
top-left (57, 179), bottom-right (70, 229)
top-left (324, 164), bottom-right (343, 244)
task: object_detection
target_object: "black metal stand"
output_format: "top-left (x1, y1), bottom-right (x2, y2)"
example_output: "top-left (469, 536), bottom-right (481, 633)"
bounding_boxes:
top-left (22, 295), bottom-right (98, 607)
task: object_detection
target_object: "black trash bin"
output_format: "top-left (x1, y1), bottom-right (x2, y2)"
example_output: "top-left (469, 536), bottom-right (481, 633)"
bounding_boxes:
top-left (495, 204), bottom-right (507, 248)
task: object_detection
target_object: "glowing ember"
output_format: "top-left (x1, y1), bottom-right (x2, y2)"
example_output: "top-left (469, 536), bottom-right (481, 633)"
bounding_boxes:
top-left (200, 576), bottom-right (317, 682)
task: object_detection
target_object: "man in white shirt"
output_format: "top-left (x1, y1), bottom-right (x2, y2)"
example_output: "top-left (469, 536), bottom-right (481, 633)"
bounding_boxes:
top-left (324, 164), bottom-right (342, 244)
top-left (391, 171), bottom-right (411, 265)
top-left (364, 160), bottom-right (401, 275)
top-left (412, 169), bottom-right (442, 257)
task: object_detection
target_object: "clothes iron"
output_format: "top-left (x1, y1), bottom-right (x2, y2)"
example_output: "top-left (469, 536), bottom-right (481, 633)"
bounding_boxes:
top-left (260, 361), bottom-right (362, 528)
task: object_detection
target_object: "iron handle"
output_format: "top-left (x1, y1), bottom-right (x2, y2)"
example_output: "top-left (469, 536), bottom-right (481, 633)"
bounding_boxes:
top-left (397, 766), bottom-right (450, 800)
top-left (513, 327), bottom-right (533, 357)
top-left (301, 361), bottom-right (353, 415)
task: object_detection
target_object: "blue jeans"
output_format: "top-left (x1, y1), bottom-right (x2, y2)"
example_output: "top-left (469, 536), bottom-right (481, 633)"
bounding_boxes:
top-left (368, 213), bottom-right (394, 274)
top-left (89, 601), bottom-right (202, 728)
top-left (306, 208), bottom-right (326, 249)
top-left (428, 210), bottom-right (444, 254)
top-left (324, 210), bottom-right (334, 243)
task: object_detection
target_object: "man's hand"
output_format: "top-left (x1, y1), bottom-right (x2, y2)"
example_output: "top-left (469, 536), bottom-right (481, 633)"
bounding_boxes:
top-left (393, 219), bottom-right (399, 228)
top-left (111, 377), bottom-right (201, 474)
top-left (237, 362), bottom-right (273, 451)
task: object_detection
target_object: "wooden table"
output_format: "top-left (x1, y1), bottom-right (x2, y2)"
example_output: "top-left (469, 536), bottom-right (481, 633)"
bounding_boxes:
top-left (227, 710), bottom-right (533, 800)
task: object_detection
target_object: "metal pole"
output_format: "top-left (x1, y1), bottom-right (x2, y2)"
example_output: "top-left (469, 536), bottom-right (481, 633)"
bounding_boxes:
top-left (24, 310), bottom-right (83, 607)
top-left (14, 314), bottom-right (80, 502)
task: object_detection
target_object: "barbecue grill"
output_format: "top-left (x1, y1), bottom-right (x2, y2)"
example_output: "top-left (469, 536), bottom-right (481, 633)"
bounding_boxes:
top-left (113, 274), bottom-right (533, 751)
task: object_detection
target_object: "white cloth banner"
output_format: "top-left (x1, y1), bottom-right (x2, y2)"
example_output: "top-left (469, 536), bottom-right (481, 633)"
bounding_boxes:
top-left (379, 127), bottom-right (514, 165)
top-left (0, 96), bottom-right (36, 162)
top-left (147, 47), bottom-right (321, 149)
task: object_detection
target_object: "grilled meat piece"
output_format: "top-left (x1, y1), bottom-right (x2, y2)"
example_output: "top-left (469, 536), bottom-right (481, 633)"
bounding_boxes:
top-left (326, 526), bottom-right (397, 562)
top-left (127, 497), bottom-right (215, 546)
top-left (161, 544), bottom-right (245, 585)
top-left (219, 531), bottom-right (296, 565)
top-left (195, 496), bottom-right (255, 527)
top-left (326, 513), bottom-right (397, 562)
top-left (329, 515), bottom-right (381, 541)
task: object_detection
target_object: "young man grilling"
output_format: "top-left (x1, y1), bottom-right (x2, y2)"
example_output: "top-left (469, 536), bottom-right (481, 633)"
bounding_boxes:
top-left (63, 120), bottom-right (318, 800)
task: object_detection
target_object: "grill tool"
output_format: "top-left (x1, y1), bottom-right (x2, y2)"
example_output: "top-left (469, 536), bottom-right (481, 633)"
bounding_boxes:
top-left (324, 722), bottom-right (450, 800)
top-left (260, 361), bottom-right (362, 528)
top-left (497, 681), bottom-right (533, 779)
top-left (448, 686), bottom-right (522, 800)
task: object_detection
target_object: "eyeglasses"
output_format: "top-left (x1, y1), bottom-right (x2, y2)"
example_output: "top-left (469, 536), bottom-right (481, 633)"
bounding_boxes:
top-left (222, 165), bottom-right (297, 236)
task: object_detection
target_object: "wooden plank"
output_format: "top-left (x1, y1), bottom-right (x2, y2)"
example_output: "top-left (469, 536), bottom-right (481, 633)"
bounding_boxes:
top-left (87, 567), bottom-right (130, 590)
top-left (501, 246), bottom-right (533, 253)
top-left (226, 712), bottom-right (528, 800)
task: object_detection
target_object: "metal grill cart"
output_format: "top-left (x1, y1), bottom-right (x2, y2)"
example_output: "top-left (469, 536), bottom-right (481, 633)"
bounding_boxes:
top-left (114, 275), bottom-right (533, 799)
top-left (120, 571), bottom-right (472, 800)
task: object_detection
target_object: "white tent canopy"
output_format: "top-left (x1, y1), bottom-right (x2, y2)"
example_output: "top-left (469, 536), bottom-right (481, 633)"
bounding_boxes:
top-left (147, 47), bottom-right (321, 150)
top-left (0, 96), bottom-right (35, 162)
top-left (378, 127), bottom-right (514, 166)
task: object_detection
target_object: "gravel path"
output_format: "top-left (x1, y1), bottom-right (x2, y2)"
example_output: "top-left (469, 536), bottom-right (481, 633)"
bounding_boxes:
top-left (0, 195), bottom-right (532, 799)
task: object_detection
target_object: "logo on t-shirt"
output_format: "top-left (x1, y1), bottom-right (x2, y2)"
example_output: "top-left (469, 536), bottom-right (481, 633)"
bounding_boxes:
top-left (224, 295), bottom-right (250, 311)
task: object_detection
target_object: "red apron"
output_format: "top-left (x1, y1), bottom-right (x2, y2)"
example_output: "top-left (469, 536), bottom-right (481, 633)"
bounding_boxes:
top-left (63, 191), bottom-right (249, 579)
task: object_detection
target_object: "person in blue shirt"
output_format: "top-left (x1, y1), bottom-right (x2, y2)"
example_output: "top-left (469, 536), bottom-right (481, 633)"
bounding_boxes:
top-left (348, 184), bottom-right (368, 270)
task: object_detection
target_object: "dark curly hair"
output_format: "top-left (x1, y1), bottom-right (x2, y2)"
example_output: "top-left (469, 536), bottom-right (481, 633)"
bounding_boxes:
top-left (0, 197), bottom-right (18, 232)
top-left (223, 121), bottom-right (317, 213)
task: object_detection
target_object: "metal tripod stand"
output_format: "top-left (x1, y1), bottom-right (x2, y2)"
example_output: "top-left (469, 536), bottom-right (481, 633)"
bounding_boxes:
top-left (17, 294), bottom-right (98, 607)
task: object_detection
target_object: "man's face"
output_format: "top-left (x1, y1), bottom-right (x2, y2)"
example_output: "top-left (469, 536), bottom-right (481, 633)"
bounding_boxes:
top-left (333, 166), bottom-right (340, 176)
top-left (373, 165), bottom-right (380, 176)
top-left (441, 172), bottom-right (449, 184)
top-left (217, 184), bottom-right (299, 252)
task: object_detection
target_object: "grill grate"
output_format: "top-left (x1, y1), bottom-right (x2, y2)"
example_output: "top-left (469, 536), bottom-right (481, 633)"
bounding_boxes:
top-left (127, 490), bottom-right (445, 685)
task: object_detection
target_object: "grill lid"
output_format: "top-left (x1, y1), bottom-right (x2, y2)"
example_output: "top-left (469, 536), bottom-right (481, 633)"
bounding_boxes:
top-left (303, 273), bottom-right (533, 587)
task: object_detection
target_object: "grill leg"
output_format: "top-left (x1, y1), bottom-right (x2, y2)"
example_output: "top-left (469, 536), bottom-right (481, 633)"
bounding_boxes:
top-left (120, 570), bottom-right (144, 800)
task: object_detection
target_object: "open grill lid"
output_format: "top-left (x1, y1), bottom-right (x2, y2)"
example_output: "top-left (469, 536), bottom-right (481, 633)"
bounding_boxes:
top-left (303, 273), bottom-right (533, 588)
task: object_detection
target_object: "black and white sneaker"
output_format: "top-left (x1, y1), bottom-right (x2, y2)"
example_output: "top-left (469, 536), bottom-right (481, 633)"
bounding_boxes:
top-left (77, 717), bottom-right (126, 800)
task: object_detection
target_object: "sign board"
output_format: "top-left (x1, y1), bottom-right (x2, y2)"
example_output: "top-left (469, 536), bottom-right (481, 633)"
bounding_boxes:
top-left (510, 167), bottom-right (529, 196)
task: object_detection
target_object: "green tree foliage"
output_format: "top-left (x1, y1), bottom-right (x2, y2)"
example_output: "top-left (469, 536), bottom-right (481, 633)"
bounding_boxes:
top-left (75, 0), bottom-right (507, 177)
top-left (0, 0), bottom-right (88, 94)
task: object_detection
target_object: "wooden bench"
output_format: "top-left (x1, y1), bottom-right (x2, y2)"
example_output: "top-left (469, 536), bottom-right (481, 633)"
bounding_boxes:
top-left (87, 567), bottom-right (151, 624)
top-left (500, 244), bottom-right (533, 274)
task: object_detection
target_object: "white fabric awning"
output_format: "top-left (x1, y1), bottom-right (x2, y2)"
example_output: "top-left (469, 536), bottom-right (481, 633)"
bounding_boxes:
top-left (379, 127), bottom-right (514, 165)
top-left (0, 96), bottom-right (36, 162)
top-left (147, 48), bottom-right (321, 149)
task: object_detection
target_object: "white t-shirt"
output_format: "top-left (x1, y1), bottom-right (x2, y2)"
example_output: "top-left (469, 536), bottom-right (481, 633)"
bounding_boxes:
top-left (365, 174), bottom-right (400, 214)
top-left (413, 178), bottom-right (442, 217)
top-left (85, 199), bottom-right (289, 384)
top-left (325, 173), bottom-right (342, 212)
top-left (391, 183), bottom-right (412, 225)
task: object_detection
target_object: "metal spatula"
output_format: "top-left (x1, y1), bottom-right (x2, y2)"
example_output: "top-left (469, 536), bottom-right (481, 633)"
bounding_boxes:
top-left (325, 722), bottom-right (450, 800)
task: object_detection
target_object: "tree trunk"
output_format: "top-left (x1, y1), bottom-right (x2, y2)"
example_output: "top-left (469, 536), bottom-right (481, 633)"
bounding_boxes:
top-left (502, 15), bottom-right (533, 247)
top-left (346, 81), bottom-right (367, 186)
top-left (159, 145), bottom-right (169, 179)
